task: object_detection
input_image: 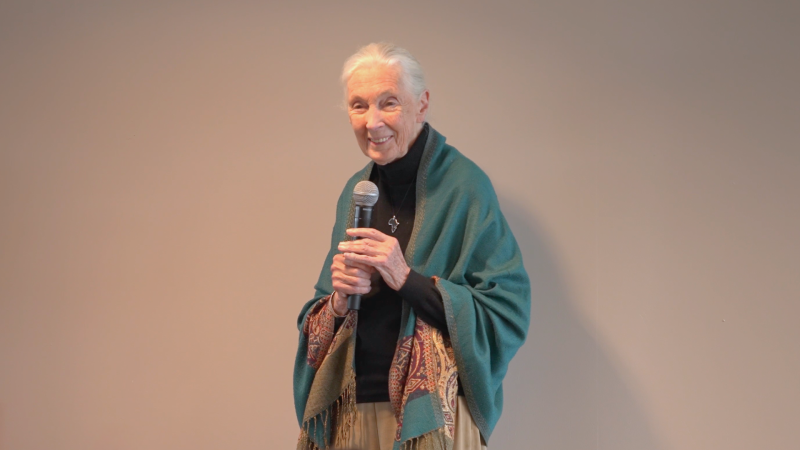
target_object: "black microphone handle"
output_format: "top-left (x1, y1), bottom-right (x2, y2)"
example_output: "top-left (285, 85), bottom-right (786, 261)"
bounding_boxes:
top-left (360, 205), bottom-right (374, 232)
top-left (347, 292), bottom-right (362, 311)
top-left (347, 204), bottom-right (374, 311)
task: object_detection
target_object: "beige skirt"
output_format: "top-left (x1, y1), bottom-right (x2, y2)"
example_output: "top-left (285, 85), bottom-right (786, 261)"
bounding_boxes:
top-left (344, 396), bottom-right (487, 450)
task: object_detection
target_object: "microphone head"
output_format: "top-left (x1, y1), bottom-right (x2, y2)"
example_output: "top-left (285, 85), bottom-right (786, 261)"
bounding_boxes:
top-left (353, 181), bottom-right (379, 207)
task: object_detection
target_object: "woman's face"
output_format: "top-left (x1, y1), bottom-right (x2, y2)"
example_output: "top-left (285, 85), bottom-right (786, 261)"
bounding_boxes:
top-left (346, 64), bottom-right (429, 165)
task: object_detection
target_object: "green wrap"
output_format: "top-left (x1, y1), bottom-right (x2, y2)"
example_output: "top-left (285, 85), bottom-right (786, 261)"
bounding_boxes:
top-left (293, 127), bottom-right (531, 449)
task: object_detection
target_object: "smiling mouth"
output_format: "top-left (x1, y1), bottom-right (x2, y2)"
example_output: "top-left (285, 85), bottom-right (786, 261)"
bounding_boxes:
top-left (369, 136), bottom-right (392, 145)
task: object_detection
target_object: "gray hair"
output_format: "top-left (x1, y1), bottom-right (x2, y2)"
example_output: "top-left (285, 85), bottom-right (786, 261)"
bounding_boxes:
top-left (341, 42), bottom-right (427, 99)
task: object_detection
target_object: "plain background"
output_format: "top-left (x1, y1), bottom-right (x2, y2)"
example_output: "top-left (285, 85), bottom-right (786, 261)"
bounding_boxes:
top-left (1, 1), bottom-right (798, 449)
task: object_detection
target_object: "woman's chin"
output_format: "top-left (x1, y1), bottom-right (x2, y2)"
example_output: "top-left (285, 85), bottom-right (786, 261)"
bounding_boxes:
top-left (368, 151), bottom-right (393, 166)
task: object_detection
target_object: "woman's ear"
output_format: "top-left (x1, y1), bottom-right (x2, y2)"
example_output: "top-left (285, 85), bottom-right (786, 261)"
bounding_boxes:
top-left (416, 90), bottom-right (430, 123)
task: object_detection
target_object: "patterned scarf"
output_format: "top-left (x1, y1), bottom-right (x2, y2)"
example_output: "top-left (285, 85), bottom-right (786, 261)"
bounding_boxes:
top-left (297, 292), bottom-right (458, 450)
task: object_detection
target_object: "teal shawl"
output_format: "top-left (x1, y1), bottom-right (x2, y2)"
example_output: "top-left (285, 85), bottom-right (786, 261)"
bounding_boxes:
top-left (293, 127), bottom-right (530, 449)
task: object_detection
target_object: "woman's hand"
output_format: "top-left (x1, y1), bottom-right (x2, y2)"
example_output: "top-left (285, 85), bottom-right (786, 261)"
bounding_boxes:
top-left (330, 253), bottom-right (375, 315)
top-left (338, 228), bottom-right (411, 291)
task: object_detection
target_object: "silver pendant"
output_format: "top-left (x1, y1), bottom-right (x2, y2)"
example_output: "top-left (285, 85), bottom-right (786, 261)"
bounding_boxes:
top-left (388, 216), bottom-right (399, 233)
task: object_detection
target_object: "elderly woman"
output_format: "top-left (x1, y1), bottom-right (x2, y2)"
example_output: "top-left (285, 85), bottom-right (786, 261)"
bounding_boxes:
top-left (294, 43), bottom-right (530, 450)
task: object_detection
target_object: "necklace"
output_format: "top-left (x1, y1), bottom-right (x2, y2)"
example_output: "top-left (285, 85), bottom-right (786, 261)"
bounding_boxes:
top-left (379, 170), bottom-right (416, 234)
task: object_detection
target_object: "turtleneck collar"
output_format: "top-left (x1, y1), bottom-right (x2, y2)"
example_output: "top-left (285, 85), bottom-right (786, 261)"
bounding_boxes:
top-left (374, 122), bottom-right (429, 186)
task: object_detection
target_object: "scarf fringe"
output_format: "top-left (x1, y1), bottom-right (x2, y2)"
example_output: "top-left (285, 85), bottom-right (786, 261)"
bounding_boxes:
top-left (402, 428), bottom-right (449, 450)
top-left (296, 380), bottom-right (357, 450)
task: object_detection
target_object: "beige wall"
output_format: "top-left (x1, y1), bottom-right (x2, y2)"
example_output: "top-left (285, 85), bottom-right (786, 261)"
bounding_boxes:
top-left (1, 1), bottom-right (798, 449)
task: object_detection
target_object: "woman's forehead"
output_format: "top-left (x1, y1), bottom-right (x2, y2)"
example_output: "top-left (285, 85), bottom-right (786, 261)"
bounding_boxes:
top-left (347, 64), bottom-right (408, 98)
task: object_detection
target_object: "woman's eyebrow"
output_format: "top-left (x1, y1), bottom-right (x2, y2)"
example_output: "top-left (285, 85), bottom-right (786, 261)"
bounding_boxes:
top-left (347, 95), bottom-right (365, 104)
top-left (348, 90), bottom-right (398, 104)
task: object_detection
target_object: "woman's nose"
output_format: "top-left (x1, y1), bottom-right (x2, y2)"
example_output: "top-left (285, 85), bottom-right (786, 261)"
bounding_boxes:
top-left (365, 107), bottom-right (384, 130)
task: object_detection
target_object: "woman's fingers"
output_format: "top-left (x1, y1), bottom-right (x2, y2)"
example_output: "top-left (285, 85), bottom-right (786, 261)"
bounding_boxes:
top-left (342, 262), bottom-right (374, 277)
top-left (332, 276), bottom-right (371, 295)
top-left (334, 284), bottom-right (371, 295)
top-left (339, 234), bottom-right (410, 291)
top-left (331, 271), bottom-right (371, 294)
top-left (338, 239), bottom-right (382, 256)
top-left (339, 238), bottom-right (394, 266)
top-left (332, 254), bottom-right (373, 276)
top-left (336, 271), bottom-right (371, 287)
top-left (342, 252), bottom-right (383, 267)
top-left (331, 254), bottom-right (372, 296)
top-left (347, 259), bottom-right (375, 273)
top-left (345, 228), bottom-right (388, 241)
top-left (332, 232), bottom-right (409, 294)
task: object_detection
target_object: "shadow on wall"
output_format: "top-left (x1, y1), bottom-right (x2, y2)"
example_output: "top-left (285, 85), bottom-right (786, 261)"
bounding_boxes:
top-left (491, 195), bottom-right (664, 450)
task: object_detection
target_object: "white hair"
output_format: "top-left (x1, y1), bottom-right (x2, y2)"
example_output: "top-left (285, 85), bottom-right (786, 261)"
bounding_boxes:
top-left (341, 42), bottom-right (427, 99)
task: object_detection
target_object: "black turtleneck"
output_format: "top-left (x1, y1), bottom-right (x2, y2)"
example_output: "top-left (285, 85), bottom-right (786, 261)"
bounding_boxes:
top-left (353, 123), bottom-right (449, 404)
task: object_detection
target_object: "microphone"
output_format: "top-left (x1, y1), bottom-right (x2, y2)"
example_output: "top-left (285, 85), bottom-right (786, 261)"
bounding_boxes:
top-left (347, 180), bottom-right (379, 311)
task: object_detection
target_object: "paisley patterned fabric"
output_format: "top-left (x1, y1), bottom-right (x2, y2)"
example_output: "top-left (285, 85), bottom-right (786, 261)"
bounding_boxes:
top-left (297, 295), bottom-right (358, 450)
top-left (304, 296), bottom-right (341, 370)
top-left (300, 297), bottom-right (458, 449)
top-left (389, 317), bottom-right (458, 443)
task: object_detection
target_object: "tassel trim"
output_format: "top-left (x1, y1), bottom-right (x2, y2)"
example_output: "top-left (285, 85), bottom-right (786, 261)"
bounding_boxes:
top-left (297, 380), bottom-right (357, 450)
top-left (401, 428), bottom-right (450, 450)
